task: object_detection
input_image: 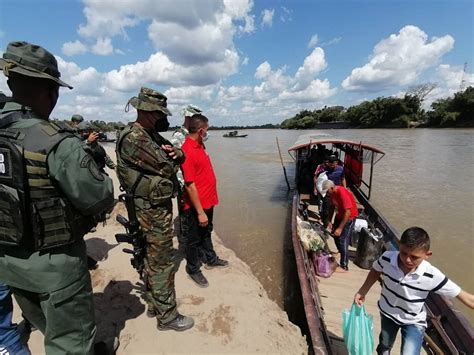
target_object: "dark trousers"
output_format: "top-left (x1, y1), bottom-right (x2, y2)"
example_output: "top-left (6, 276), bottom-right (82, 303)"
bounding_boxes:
top-left (183, 207), bottom-right (218, 275)
top-left (333, 219), bottom-right (354, 269)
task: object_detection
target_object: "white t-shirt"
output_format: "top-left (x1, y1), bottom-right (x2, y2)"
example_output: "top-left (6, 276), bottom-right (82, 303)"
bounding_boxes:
top-left (373, 251), bottom-right (461, 326)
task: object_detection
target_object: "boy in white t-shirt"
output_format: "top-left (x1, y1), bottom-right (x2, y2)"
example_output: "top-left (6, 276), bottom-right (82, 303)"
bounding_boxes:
top-left (354, 227), bottom-right (474, 354)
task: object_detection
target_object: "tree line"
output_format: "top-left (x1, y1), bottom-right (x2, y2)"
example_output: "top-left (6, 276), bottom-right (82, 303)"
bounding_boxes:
top-left (280, 86), bottom-right (474, 129)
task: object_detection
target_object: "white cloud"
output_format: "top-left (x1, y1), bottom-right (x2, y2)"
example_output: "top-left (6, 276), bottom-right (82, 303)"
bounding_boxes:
top-left (261, 9), bottom-right (274, 28)
top-left (419, 63), bottom-right (474, 108)
top-left (308, 34), bottom-right (319, 49)
top-left (62, 40), bottom-right (88, 56)
top-left (294, 47), bottom-right (327, 89)
top-left (91, 37), bottom-right (114, 56)
top-left (342, 25), bottom-right (454, 91)
top-left (322, 37), bottom-right (341, 46)
top-left (280, 6), bottom-right (292, 23)
top-left (242, 56), bottom-right (249, 65)
top-left (255, 62), bottom-right (272, 79)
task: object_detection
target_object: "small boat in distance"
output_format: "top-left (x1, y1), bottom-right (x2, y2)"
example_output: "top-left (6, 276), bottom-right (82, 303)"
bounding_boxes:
top-left (223, 130), bottom-right (248, 138)
top-left (288, 136), bottom-right (474, 354)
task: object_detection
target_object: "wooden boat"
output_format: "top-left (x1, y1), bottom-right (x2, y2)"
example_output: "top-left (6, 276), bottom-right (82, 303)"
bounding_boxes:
top-left (288, 135), bottom-right (474, 354)
top-left (223, 130), bottom-right (248, 138)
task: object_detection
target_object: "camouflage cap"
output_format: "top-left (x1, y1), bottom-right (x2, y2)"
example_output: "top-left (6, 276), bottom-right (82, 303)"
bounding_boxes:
top-left (0, 41), bottom-right (72, 89)
top-left (126, 87), bottom-right (172, 115)
top-left (71, 114), bottom-right (84, 123)
top-left (182, 104), bottom-right (202, 117)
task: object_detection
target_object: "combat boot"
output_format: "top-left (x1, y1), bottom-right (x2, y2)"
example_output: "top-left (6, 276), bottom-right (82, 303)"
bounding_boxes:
top-left (158, 314), bottom-right (194, 332)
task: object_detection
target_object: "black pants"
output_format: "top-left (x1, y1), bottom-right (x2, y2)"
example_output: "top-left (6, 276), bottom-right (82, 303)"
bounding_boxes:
top-left (183, 207), bottom-right (218, 274)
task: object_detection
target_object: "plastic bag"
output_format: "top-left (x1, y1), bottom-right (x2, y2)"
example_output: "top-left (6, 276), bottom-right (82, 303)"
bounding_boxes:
top-left (315, 171), bottom-right (328, 197)
top-left (312, 250), bottom-right (337, 278)
top-left (342, 304), bottom-right (374, 355)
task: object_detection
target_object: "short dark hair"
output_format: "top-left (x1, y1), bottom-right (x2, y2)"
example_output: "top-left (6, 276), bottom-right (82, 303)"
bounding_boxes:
top-left (400, 227), bottom-right (430, 251)
top-left (188, 114), bottom-right (209, 133)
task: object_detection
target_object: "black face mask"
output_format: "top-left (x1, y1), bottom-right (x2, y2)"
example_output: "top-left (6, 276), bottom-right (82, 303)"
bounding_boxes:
top-left (154, 118), bottom-right (170, 132)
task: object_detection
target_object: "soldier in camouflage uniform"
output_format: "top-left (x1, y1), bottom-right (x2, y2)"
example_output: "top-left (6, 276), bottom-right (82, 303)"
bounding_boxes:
top-left (0, 42), bottom-right (115, 354)
top-left (116, 87), bottom-right (194, 331)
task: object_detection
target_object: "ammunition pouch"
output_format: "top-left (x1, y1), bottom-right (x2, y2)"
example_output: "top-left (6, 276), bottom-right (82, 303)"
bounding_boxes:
top-left (149, 176), bottom-right (174, 206)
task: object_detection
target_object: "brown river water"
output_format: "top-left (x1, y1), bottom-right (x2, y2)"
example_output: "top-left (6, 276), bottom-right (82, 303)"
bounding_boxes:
top-left (200, 128), bottom-right (474, 325)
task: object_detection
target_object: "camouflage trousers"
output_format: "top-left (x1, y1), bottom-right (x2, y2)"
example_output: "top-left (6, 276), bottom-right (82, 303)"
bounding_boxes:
top-left (137, 200), bottom-right (178, 325)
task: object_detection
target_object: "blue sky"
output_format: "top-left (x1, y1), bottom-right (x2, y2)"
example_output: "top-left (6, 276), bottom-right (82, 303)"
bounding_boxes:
top-left (0, 0), bottom-right (472, 126)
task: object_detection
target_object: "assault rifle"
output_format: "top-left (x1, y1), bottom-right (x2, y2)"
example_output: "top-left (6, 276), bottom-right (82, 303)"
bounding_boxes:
top-left (115, 192), bottom-right (146, 278)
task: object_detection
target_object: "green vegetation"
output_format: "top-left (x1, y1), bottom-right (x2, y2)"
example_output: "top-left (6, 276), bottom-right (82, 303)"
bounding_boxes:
top-left (280, 86), bottom-right (474, 129)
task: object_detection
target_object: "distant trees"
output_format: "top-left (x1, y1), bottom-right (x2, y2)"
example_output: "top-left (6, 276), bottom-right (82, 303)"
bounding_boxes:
top-left (281, 86), bottom-right (473, 129)
top-left (427, 87), bottom-right (474, 127)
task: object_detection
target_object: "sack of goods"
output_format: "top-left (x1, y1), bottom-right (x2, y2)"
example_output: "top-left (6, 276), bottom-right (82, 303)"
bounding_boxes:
top-left (354, 227), bottom-right (384, 270)
top-left (312, 250), bottom-right (338, 278)
top-left (297, 217), bottom-right (325, 252)
top-left (342, 304), bottom-right (374, 355)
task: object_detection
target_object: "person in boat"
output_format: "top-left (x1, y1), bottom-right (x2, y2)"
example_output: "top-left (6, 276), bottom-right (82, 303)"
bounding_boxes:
top-left (316, 154), bottom-right (347, 226)
top-left (180, 114), bottom-right (229, 288)
top-left (354, 227), bottom-right (474, 355)
top-left (116, 87), bottom-right (194, 332)
top-left (320, 180), bottom-right (358, 272)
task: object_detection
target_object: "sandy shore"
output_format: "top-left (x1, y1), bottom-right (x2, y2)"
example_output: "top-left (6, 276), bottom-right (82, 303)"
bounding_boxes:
top-left (13, 146), bottom-right (308, 354)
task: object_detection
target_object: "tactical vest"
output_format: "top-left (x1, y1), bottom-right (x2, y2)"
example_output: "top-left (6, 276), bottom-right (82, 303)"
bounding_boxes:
top-left (0, 110), bottom-right (94, 250)
top-left (116, 125), bottom-right (178, 208)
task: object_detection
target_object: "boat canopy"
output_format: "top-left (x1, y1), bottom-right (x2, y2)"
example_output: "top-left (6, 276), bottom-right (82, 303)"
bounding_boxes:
top-left (288, 138), bottom-right (384, 155)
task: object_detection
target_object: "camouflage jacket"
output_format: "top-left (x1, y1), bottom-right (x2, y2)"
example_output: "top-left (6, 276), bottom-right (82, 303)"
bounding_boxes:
top-left (116, 124), bottom-right (185, 207)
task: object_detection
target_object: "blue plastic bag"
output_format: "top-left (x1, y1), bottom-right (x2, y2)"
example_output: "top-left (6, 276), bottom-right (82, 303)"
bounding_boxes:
top-left (342, 304), bottom-right (374, 355)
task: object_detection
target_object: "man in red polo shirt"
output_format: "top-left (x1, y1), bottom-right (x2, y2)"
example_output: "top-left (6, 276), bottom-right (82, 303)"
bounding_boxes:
top-left (181, 114), bottom-right (229, 287)
top-left (321, 180), bottom-right (358, 272)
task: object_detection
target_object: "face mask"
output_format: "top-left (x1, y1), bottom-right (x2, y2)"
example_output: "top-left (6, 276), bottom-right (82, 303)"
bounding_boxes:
top-left (200, 130), bottom-right (209, 142)
top-left (154, 118), bottom-right (170, 132)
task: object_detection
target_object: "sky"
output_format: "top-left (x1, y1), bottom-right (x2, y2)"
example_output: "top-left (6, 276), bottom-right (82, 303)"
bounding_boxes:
top-left (0, 0), bottom-right (473, 126)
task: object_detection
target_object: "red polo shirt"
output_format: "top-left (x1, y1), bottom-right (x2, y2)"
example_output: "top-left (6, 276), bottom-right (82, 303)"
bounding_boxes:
top-left (181, 136), bottom-right (218, 210)
top-left (330, 186), bottom-right (358, 221)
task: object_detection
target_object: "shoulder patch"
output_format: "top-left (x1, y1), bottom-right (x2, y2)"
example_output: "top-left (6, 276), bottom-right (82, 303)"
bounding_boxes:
top-left (0, 148), bottom-right (12, 179)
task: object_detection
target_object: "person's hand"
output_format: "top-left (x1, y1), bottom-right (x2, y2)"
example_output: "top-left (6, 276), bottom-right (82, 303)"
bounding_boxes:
top-left (161, 144), bottom-right (180, 160)
top-left (326, 222), bottom-right (332, 232)
top-left (333, 227), bottom-right (342, 237)
top-left (87, 132), bottom-right (99, 143)
top-left (197, 212), bottom-right (208, 227)
top-left (354, 292), bottom-right (365, 306)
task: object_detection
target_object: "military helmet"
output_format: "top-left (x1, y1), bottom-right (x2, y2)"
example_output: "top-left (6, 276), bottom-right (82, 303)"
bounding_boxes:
top-left (71, 114), bottom-right (84, 123)
top-left (182, 104), bottom-right (202, 118)
top-left (126, 87), bottom-right (172, 115)
top-left (0, 41), bottom-right (72, 89)
top-left (77, 121), bottom-right (92, 131)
